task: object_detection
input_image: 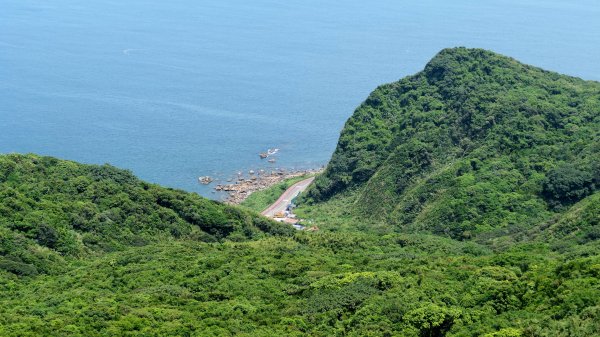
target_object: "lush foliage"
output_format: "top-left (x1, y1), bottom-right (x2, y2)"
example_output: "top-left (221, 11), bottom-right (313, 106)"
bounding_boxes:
top-left (1, 232), bottom-right (598, 336)
top-left (305, 47), bottom-right (600, 240)
top-left (0, 49), bottom-right (598, 336)
top-left (0, 154), bottom-right (293, 276)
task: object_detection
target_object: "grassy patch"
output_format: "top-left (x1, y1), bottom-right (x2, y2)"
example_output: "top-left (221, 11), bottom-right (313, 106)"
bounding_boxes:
top-left (240, 175), bottom-right (314, 212)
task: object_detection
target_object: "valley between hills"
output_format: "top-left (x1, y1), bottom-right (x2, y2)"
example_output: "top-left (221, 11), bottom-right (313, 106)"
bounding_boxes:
top-left (0, 48), bottom-right (599, 337)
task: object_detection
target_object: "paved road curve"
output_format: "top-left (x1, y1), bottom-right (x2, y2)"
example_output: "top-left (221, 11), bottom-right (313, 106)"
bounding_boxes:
top-left (261, 177), bottom-right (315, 217)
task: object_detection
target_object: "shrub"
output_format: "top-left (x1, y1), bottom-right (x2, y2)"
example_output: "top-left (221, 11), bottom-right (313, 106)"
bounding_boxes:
top-left (542, 164), bottom-right (595, 208)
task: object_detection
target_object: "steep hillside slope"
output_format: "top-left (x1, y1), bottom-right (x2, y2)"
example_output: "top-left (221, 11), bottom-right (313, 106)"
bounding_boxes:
top-left (0, 154), bottom-right (292, 275)
top-left (306, 48), bottom-right (600, 239)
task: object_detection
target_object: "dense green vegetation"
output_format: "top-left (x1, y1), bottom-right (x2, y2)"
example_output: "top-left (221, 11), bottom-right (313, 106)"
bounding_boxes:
top-left (0, 48), bottom-right (598, 336)
top-left (305, 47), bottom-right (599, 240)
top-left (240, 175), bottom-right (312, 213)
top-left (1, 229), bottom-right (599, 336)
top-left (0, 154), bottom-right (292, 276)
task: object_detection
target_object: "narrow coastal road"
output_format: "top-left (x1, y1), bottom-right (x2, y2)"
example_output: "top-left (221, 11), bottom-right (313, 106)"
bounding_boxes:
top-left (261, 177), bottom-right (315, 217)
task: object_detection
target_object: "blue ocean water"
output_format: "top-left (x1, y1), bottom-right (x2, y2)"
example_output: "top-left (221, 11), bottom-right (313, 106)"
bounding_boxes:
top-left (1, 0), bottom-right (599, 198)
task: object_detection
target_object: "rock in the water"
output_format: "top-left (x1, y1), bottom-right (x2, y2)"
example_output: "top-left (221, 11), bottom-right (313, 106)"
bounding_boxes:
top-left (198, 176), bottom-right (213, 184)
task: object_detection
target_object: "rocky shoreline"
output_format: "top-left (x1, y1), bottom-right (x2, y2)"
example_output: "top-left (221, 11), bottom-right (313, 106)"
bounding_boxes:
top-left (214, 168), bottom-right (322, 205)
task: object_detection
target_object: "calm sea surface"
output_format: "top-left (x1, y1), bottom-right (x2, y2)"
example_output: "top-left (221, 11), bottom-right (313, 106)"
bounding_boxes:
top-left (1, 0), bottom-right (599, 197)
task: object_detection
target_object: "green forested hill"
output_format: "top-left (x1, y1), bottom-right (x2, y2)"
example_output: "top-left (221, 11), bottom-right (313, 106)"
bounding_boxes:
top-left (0, 154), bottom-right (292, 276)
top-left (305, 47), bottom-right (600, 240)
top-left (0, 49), bottom-right (599, 336)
